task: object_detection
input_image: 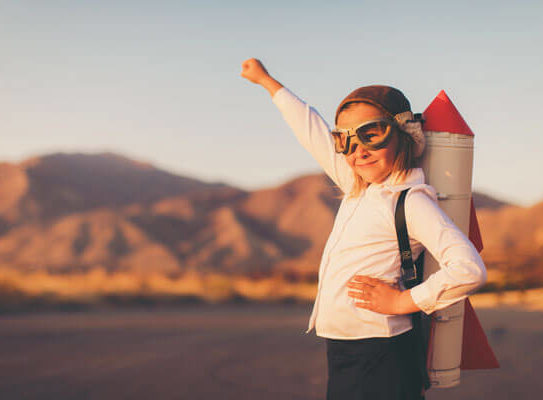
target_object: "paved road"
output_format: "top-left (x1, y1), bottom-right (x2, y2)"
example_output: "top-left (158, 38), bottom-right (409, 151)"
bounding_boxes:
top-left (0, 305), bottom-right (541, 399)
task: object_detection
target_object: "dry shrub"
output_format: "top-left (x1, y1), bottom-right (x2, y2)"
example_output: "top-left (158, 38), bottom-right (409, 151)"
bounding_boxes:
top-left (0, 267), bottom-right (317, 306)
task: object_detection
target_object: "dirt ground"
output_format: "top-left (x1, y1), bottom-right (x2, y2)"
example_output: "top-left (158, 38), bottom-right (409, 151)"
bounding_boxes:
top-left (0, 304), bottom-right (541, 399)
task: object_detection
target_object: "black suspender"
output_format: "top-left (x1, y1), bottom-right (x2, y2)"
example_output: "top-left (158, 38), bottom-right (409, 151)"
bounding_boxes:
top-left (395, 188), bottom-right (431, 393)
top-left (395, 189), bottom-right (419, 289)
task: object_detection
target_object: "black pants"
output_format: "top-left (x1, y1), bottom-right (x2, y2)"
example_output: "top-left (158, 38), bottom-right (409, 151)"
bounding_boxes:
top-left (326, 329), bottom-right (424, 400)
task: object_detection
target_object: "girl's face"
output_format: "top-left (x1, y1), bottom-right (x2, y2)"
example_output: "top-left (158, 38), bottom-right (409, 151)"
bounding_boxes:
top-left (336, 103), bottom-right (398, 184)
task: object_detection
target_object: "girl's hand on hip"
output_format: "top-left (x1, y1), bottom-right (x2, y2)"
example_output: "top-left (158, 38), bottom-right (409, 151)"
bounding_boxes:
top-left (347, 275), bottom-right (417, 315)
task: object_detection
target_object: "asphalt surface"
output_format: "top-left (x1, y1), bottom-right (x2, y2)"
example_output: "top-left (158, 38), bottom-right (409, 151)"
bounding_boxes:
top-left (0, 304), bottom-right (541, 399)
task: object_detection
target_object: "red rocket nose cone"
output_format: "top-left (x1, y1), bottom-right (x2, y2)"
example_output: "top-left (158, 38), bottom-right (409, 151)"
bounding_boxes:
top-left (423, 90), bottom-right (474, 136)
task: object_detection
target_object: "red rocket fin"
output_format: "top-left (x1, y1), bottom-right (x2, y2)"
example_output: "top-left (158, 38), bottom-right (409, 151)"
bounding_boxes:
top-left (461, 299), bottom-right (500, 369)
top-left (422, 90), bottom-right (474, 136)
top-left (469, 198), bottom-right (484, 252)
top-left (460, 202), bottom-right (499, 369)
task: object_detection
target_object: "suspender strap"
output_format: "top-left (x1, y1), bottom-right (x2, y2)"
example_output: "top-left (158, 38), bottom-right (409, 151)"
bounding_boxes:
top-left (395, 189), bottom-right (418, 289)
top-left (395, 188), bottom-right (431, 394)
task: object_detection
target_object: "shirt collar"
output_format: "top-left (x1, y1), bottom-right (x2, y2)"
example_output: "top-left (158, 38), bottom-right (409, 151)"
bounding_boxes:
top-left (367, 168), bottom-right (425, 193)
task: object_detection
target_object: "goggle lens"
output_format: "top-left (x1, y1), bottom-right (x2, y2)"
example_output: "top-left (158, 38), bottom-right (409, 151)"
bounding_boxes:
top-left (355, 121), bottom-right (391, 147)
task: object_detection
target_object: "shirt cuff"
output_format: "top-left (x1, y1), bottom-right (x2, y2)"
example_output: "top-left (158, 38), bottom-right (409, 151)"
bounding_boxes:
top-left (409, 285), bottom-right (435, 315)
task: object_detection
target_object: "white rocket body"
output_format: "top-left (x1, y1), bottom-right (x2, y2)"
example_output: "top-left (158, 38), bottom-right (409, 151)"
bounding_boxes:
top-left (421, 131), bottom-right (474, 388)
top-left (420, 91), bottom-right (475, 388)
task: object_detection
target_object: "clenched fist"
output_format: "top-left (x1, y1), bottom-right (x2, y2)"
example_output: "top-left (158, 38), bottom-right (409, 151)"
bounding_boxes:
top-left (240, 58), bottom-right (270, 84)
top-left (241, 58), bottom-right (283, 97)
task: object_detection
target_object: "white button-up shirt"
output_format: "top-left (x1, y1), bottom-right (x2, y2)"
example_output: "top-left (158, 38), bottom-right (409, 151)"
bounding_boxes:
top-left (272, 87), bottom-right (487, 340)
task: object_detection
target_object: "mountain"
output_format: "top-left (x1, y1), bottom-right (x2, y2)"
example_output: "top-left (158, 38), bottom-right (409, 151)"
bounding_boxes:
top-left (0, 152), bottom-right (540, 290)
top-left (472, 192), bottom-right (512, 210)
top-left (0, 152), bottom-right (230, 225)
top-left (0, 152), bottom-right (340, 279)
top-left (0, 152), bottom-right (248, 275)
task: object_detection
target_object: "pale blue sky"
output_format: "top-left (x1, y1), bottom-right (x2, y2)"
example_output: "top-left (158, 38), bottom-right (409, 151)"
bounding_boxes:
top-left (1, 1), bottom-right (542, 206)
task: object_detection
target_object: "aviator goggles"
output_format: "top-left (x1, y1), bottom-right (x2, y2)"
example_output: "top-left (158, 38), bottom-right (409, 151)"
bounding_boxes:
top-left (330, 118), bottom-right (396, 156)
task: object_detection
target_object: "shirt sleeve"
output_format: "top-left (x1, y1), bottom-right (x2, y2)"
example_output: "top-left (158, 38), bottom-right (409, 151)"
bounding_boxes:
top-left (272, 87), bottom-right (354, 194)
top-left (405, 188), bottom-right (487, 315)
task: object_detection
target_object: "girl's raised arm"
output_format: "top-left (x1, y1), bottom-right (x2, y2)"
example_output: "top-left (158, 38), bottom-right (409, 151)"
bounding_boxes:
top-left (241, 58), bottom-right (354, 193)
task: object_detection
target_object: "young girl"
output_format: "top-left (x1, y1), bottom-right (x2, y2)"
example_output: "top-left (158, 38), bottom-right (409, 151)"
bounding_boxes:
top-left (240, 58), bottom-right (487, 400)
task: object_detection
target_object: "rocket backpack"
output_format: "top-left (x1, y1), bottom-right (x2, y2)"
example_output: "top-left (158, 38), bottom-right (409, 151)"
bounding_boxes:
top-left (399, 90), bottom-right (500, 389)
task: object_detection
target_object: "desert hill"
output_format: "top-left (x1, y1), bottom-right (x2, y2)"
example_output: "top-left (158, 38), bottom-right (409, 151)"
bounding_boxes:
top-left (0, 152), bottom-right (232, 225)
top-left (472, 192), bottom-right (512, 210)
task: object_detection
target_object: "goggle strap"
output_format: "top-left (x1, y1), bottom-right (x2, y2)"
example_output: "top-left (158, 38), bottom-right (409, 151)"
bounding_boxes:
top-left (343, 135), bottom-right (351, 155)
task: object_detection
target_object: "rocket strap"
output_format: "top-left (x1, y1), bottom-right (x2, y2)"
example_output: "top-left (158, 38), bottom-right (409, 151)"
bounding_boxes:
top-left (395, 189), bottom-right (419, 289)
top-left (395, 188), bottom-right (432, 393)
